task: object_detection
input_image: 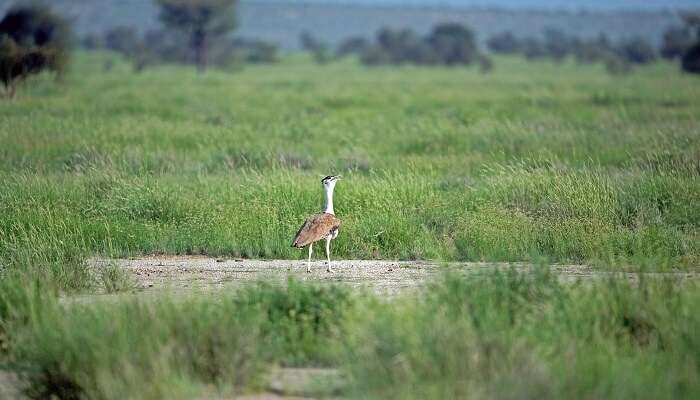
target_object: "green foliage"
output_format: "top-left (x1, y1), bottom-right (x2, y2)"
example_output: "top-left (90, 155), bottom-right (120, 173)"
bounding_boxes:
top-left (344, 270), bottom-right (700, 399)
top-left (0, 3), bottom-right (71, 97)
top-left (234, 279), bottom-right (354, 365)
top-left (661, 26), bottom-right (694, 60)
top-left (0, 277), bottom-right (354, 399)
top-left (4, 269), bottom-right (700, 399)
top-left (156, 0), bottom-right (238, 71)
top-left (682, 42), bottom-right (700, 74)
top-left (616, 36), bottom-right (658, 65)
top-left (361, 23), bottom-right (481, 66)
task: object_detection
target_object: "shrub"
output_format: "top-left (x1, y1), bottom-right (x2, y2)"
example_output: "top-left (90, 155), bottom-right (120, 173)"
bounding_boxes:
top-left (681, 42), bottom-right (700, 74)
top-left (615, 37), bottom-right (657, 65)
top-left (543, 28), bottom-right (572, 62)
top-left (336, 36), bottom-right (369, 58)
top-left (426, 22), bottom-right (479, 65)
top-left (359, 23), bottom-right (482, 67)
top-left (487, 31), bottom-right (521, 54)
top-left (156, 0), bottom-right (239, 71)
top-left (661, 26), bottom-right (694, 60)
top-left (0, 3), bottom-right (70, 97)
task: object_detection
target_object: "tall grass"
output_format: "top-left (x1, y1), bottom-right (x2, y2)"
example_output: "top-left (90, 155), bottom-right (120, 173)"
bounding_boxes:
top-left (0, 54), bottom-right (698, 398)
top-left (2, 270), bottom-right (699, 399)
top-left (344, 270), bottom-right (700, 399)
top-left (1, 278), bottom-right (353, 399)
top-left (1, 55), bottom-right (698, 283)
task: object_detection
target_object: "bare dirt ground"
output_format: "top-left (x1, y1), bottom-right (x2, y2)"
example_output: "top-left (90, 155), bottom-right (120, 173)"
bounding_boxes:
top-left (89, 256), bottom-right (699, 296)
top-left (0, 370), bottom-right (21, 400)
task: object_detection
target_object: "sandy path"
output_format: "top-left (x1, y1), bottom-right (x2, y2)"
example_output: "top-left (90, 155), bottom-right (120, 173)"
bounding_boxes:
top-left (91, 256), bottom-right (442, 295)
top-left (89, 256), bottom-right (699, 297)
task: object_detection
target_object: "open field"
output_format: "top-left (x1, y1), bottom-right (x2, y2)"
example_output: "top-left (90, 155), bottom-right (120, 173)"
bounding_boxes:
top-left (1, 53), bottom-right (699, 398)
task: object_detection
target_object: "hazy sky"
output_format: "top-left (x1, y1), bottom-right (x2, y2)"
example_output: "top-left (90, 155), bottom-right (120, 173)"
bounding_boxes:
top-left (266, 0), bottom-right (699, 11)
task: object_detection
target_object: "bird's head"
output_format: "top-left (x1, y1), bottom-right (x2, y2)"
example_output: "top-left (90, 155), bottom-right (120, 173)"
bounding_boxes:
top-left (321, 175), bottom-right (341, 189)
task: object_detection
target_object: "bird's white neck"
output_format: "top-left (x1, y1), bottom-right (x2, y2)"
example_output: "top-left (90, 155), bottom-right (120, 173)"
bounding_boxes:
top-left (323, 184), bottom-right (335, 215)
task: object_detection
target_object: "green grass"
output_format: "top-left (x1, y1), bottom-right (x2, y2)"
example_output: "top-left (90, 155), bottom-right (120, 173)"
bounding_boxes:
top-left (0, 53), bottom-right (699, 398)
top-left (1, 53), bottom-right (698, 286)
top-left (344, 270), bottom-right (700, 400)
top-left (2, 270), bottom-right (699, 399)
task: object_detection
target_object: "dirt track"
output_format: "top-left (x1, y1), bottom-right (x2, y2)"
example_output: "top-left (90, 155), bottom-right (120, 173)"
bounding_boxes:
top-left (89, 256), bottom-right (699, 296)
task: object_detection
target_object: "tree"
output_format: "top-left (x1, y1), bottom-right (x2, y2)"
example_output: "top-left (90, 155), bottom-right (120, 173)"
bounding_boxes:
top-left (336, 36), bottom-right (369, 58)
top-left (543, 28), bottom-right (572, 62)
top-left (426, 23), bottom-right (478, 65)
top-left (486, 31), bottom-right (521, 54)
top-left (299, 31), bottom-right (331, 64)
top-left (573, 34), bottom-right (615, 64)
top-left (0, 3), bottom-right (70, 98)
top-left (615, 37), bottom-right (657, 65)
top-left (156, 0), bottom-right (238, 72)
top-left (104, 26), bottom-right (141, 55)
top-left (681, 42), bottom-right (700, 74)
top-left (521, 38), bottom-right (548, 60)
top-left (660, 27), bottom-right (693, 60)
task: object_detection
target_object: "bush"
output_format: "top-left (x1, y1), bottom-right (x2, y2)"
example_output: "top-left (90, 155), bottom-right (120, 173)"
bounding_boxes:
top-left (661, 26), bottom-right (694, 60)
top-left (616, 37), bottom-right (657, 65)
top-left (358, 23), bottom-right (482, 67)
top-left (300, 30), bottom-right (331, 64)
top-left (426, 22), bottom-right (479, 65)
top-left (605, 55), bottom-right (633, 76)
top-left (487, 31), bottom-right (521, 54)
top-left (573, 34), bottom-right (615, 64)
top-left (543, 28), bottom-right (572, 62)
top-left (336, 36), bottom-right (369, 58)
top-left (0, 3), bottom-right (71, 97)
top-left (345, 271), bottom-right (700, 399)
top-left (360, 45), bottom-right (392, 65)
top-left (681, 42), bottom-right (700, 74)
top-left (478, 54), bottom-right (494, 73)
top-left (103, 26), bottom-right (140, 55)
top-left (522, 37), bottom-right (548, 60)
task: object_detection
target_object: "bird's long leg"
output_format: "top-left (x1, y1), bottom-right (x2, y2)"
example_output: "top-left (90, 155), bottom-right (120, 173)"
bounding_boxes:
top-left (325, 237), bottom-right (333, 273)
top-left (307, 243), bottom-right (313, 273)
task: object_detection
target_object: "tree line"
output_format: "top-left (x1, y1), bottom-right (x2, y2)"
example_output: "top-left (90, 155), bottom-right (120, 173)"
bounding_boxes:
top-left (1, 1), bottom-right (699, 98)
top-left (304, 17), bottom-right (700, 76)
top-left (485, 14), bottom-right (700, 75)
top-left (302, 23), bottom-right (493, 72)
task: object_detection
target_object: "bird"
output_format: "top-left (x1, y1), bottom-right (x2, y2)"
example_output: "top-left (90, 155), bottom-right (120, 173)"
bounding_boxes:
top-left (291, 175), bottom-right (342, 273)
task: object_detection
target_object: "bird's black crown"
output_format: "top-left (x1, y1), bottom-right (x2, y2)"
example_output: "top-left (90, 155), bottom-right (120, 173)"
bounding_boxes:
top-left (321, 175), bottom-right (335, 183)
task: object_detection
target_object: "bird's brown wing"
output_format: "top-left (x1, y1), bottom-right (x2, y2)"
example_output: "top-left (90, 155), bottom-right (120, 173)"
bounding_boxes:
top-left (291, 213), bottom-right (341, 248)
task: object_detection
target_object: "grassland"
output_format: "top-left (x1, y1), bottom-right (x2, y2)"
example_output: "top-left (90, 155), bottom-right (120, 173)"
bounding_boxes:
top-left (0, 53), bottom-right (699, 398)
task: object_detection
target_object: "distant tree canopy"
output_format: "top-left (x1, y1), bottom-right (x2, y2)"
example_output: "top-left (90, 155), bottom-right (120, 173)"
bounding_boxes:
top-left (484, 28), bottom-right (668, 75)
top-left (0, 3), bottom-right (71, 98)
top-left (670, 12), bottom-right (700, 74)
top-left (487, 31), bottom-right (521, 54)
top-left (427, 23), bottom-right (478, 65)
top-left (661, 27), bottom-right (694, 59)
top-left (88, 25), bottom-right (277, 71)
top-left (336, 36), bottom-right (369, 58)
top-left (84, 0), bottom-right (275, 71)
top-left (156, 0), bottom-right (238, 71)
top-left (104, 26), bottom-right (140, 55)
top-left (299, 31), bottom-right (331, 64)
top-left (356, 23), bottom-right (488, 68)
top-left (616, 37), bottom-right (657, 64)
top-left (681, 42), bottom-right (700, 73)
